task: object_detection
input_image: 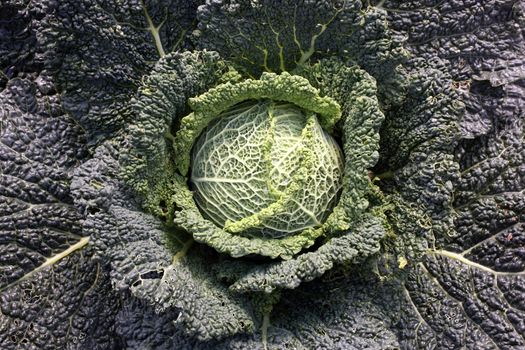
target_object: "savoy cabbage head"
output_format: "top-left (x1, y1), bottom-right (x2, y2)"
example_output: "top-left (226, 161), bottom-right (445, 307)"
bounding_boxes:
top-left (190, 98), bottom-right (344, 237)
top-left (1, 0), bottom-right (524, 349)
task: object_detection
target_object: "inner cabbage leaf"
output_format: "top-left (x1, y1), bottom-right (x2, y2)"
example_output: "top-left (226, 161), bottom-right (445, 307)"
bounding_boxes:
top-left (191, 100), bottom-right (344, 239)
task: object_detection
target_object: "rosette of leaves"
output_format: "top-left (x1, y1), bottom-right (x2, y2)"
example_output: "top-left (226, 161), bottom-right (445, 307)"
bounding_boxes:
top-left (104, 49), bottom-right (387, 340)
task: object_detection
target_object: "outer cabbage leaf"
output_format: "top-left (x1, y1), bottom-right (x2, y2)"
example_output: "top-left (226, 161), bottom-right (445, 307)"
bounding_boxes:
top-left (377, 1), bottom-right (525, 349)
top-left (116, 297), bottom-right (207, 350)
top-left (121, 50), bottom-right (227, 214)
top-left (396, 82), bottom-right (525, 349)
top-left (0, 71), bottom-right (118, 349)
top-left (43, 0), bottom-right (203, 142)
top-left (194, 0), bottom-right (407, 106)
top-left (115, 272), bottom-right (404, 350)
top-left (194, 0), bottom-right (405, 75)
top-left (261, 273), bottom-right (402, 350)
top-left (384, 0), bottom-right (524, 140)
top-left (229, 215), bottom-right (386, 293)
top-left (377, 58), bottom-right (462, 270)
top-left (0, 1), bottom-right (38, 91)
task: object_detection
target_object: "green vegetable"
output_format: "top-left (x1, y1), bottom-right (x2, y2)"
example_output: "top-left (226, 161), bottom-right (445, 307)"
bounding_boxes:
top-left (191, 100), bottom-right (344, 237)
top-left (1, 0), bottom-right (524, 349)
top-left (171, 72), bottom-right (352, 258)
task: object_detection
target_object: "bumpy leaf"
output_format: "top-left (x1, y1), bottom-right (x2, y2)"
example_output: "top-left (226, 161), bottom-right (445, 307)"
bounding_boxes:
top-left (116, 272), bottom-right (405, 350)
top-left (0, 2), bottom-right (36, 91)
top-left (380, 1), bottom-right (525, 349)
top-left (384, 0), bottom-right (525, 139)
top-left (73, 141), bottom-right (257, 342)
top-left (121, 50), bottom-right (226, 213)
top-left (194, 0), bottom-right (405, 78)
top-left (44, 0), bottom-right (203, 142)
top-left (398, 101), bottom-right (525, 349)
top-left (0, 75), bottom-right (118, 349)
top-left (229, 215), bottom-right (386, 293)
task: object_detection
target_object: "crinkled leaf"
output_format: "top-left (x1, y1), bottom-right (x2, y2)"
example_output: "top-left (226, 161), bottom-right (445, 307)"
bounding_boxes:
top-left (45, 0), bottom-right (203, 142)
top-left (0, 74), bottom-right (118, 349)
